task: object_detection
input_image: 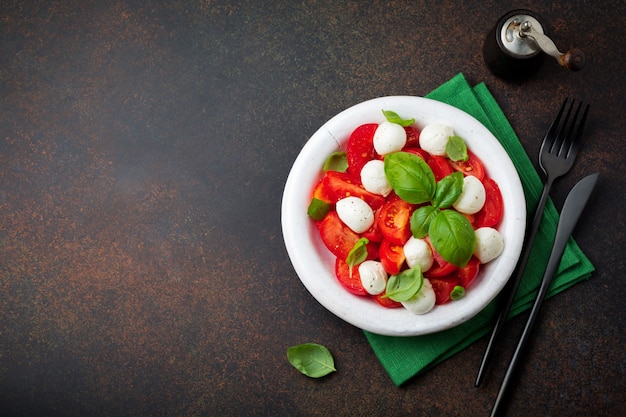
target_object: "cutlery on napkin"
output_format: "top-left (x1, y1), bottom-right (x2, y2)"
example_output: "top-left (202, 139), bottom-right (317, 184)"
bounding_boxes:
top-left (364, 73), bottom-right (595, 386)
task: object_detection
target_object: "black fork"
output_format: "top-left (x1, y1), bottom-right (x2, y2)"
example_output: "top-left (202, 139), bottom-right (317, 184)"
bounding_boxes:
top-left (475, 98), bottom-right (590, 387)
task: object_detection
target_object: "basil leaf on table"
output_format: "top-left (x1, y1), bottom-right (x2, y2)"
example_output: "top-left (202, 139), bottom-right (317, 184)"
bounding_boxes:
top-left (287, 343), bottom-right (337, 378)
top-left (384, 152), bottom-right (435, 204)
top-left (429, 209), bottom-right (476, 267)
top-left (432, 171), bottom-right (463, 209)
top-left (410, 205), bottom-right (438, 238)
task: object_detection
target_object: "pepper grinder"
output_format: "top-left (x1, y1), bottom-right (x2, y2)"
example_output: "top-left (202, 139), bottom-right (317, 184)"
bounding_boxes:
top-left (483, 9), bottom-right (585, 79)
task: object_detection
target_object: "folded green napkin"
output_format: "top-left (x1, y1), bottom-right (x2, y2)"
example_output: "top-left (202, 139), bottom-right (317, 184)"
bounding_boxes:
top-left (364, 73), bottom-right (595, 386)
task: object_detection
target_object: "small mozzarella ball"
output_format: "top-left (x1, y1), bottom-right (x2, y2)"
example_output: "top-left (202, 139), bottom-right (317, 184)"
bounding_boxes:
top-left (419, 124), bottom-right (454, 156)
top-left (401, 278), bottom-right (436, 315)
top-left (358, 260), bottom-right (388, 295)
top-left (336, 196), bottom-right (374, 233)
top-left (474, 227), bottom-right (505, 264)
top-left (360, 159), bottom-right (392, 196)
top-left (453, 176), bottom-right (486, 214)
top-left (373, 121), bottom-right (407, 155)
top-left (403, 237), bottom-right (433, 272)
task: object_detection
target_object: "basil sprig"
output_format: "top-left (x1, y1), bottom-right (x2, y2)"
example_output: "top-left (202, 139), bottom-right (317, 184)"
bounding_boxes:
top-left (287, 343), bottom-right (336, 378)
top-left (382, 109), bottom-right (415, 127)
top-left (383, 267), bottom-right (424, 302)
top-left (384, 152), bottom-right (435, 204)
top-left (384, 151), bottom-right (476, 267)
top-left (446, 135), bottom-right (469, 162)
top-left (346, 238), bottom-right (369, 268)
top-left (323, 151), bottom-right (348, 172)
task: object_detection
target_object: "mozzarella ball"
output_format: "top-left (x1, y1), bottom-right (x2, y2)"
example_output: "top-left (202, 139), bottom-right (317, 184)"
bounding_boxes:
top-left (401, 278), bottom-right (436, 314)
top-left (358, 260), bottom-right (388, 295)
top-left (360, 159), bottom-right (392, 196)
top-left (419, 124), bottom-right (454, 156)
top-left (373, 121), bottom-right (407, 155)
top-left (336, 196), bottom-right (374, 233)
top-left (474, 227), bottom-right (504, 264)
top-left (403, 237), bottom-right (433, 271)
top-left (453, 176), bottom-right (486, 214)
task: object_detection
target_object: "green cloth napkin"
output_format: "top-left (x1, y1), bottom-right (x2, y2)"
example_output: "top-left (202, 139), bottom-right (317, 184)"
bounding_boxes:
top-left (364, 73), bottom-right (595, 386)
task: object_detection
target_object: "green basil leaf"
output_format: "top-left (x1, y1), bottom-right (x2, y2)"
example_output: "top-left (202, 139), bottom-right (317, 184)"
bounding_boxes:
top-left (450, 285), bottom-right (466, 300)
top-left (383, 267), bottom-right (424, 302)
top-left (429, 210), bottom-right (476, 267)
top-left (346, 237), bottom-right (369, 268)
top-left (432, 172), bottom-right (463, 209)
top-left (446, 135), bottom-right (468, 162)
top-left (382, 109), bottom-right (415, 127)
top-left (307, 197), bottom-right (331, 221)
top-left (410, 205), bottom-right (438, 238)
top-left (384, 152), bottom-right (436, 204)
top-left (287, 343), bottom-right (337, 378)
top-left (323, 151), bottom-right (348, 172)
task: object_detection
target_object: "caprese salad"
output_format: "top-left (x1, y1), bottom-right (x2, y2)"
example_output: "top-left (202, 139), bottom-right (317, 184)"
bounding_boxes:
top-left (307, 110), bottom-right (505, 315)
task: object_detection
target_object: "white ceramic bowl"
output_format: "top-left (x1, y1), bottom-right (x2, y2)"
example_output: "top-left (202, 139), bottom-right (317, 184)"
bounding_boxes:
top-left (281, 96), bottom-right (525, 336)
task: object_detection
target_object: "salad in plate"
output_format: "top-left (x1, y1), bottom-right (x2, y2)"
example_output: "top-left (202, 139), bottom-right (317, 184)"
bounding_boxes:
top-left (307, 110), bottom-right (505, 315)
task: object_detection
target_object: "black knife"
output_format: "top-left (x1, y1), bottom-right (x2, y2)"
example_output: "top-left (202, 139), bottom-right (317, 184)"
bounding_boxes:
top-left (490, 172), bottom-right (599, 417)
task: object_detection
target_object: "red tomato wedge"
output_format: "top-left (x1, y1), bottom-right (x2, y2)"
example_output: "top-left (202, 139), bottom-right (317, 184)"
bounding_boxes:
top-left (379, 239), bottom-right (405, 275)
top-left (428, 155), bottom-right (454, 181)
top-left (424, 238), bottom-right (456, 277)
top-left (404, 126), bottom-right (420, 148)
top-left (335, 258), bottom-right (368, 296)
top-left (473, 177), bottom-right (504, 228)
top-left (317, 211), bottom-right (379, 261)
top-left (403, 147), bottom-right (430, 161)
top-left (377, 199), bottom-right (413, 245)
top-left (317, 211), bottom-right (361, 260)
top-left (346, 123), bottom-right (378, 178)
top-left (322, 171), bottom-right (386, 210)
top-left (311, 177), bottom-right (332, 203)
top-left (449, 150), bottom-right (485, 180)
top-left (429, 276), bottom-right (460, 305)
top-left (372, 293), bottom-right (403, 308)
top-left (458, 256), bottom-right (480, 289)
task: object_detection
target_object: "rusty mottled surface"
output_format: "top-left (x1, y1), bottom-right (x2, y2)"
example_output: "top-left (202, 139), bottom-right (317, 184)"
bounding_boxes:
top-left (1, 1), bottom-right (624, 416)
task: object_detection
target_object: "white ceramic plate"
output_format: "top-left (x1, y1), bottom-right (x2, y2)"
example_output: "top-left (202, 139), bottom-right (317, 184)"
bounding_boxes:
top-left (281, 96), bottom-right (525, 336)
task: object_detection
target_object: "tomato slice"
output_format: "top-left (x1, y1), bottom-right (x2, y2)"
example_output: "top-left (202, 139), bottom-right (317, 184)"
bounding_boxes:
top-left (317, 211), bottom-right (362, 260)
top-left (402, 147), bottom-right (429, 161)
top-left (361, 210), bottom-right (383, 243)
top-left (424, 238), bottom-right (457, 277)
top-left (429, 276), bottom-right (460, 305)
top-left (311, 177), bottom-right (332, 203)
top-left (346, 123), bottom-right (378, 177)
top-left (474, 177), bottom-right (504, 228)
top-left (458, 256), bottom-right (480, 289)
top-left (372, 293), bottom-right (403, 308)
top-left (322, 171), bottom-right (386, 210)
top-left (428, 155), bottom-right (454, 181)
top-left (449, 150), bottom-right (485, 180)
top-left (404, 126), bottom-right (420, 148)
top-left (377, 199), bottom-right (413, 245)
top-left (335, 258), bottom-right (368, 296)
top-left (379, 239), bottom-right (406, 275)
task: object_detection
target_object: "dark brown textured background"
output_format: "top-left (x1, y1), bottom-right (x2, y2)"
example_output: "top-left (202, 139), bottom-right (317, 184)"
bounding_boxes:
top-left (1, 1), bottom-right (624, 416)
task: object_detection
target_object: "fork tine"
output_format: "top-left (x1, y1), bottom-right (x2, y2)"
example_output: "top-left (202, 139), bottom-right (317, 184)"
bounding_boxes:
top-left (541, 97), bottom-right (569, 154)
top-left (552, 98), bottom-right (576, 155)
top-left (565, 102), bottom-right (589, 159)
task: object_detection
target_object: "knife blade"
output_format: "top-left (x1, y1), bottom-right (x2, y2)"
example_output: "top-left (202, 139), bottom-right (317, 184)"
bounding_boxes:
top-left (490, 172), bottom-right (599, 417)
